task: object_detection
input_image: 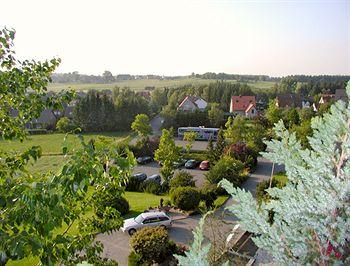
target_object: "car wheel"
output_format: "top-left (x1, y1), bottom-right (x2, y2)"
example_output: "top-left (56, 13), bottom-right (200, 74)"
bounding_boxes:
top-left (128, 228), bottom-right (136, 236)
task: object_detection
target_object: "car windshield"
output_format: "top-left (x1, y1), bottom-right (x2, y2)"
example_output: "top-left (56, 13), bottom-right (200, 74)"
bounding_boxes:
top-left (134, 214), bottom-right (143, 224)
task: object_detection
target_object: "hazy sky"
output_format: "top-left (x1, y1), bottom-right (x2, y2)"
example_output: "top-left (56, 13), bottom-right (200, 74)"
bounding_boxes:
top-left (1, 0), bottom-right (349, 76)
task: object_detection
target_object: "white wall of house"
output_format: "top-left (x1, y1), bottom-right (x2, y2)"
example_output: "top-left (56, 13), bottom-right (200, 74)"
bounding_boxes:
top-left (178, 99), bottom-right (197, 111)
top-left (245, 107), bottom-right (258, 118)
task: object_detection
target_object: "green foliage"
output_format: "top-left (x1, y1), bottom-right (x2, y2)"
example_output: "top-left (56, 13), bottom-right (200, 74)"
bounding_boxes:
top-left (174, 213), bottom-right (212, 266)
top-left (208, 103), bottom-right (225, 127)
top-left (170, 171), bottom-right (195, 189)
top-left (224, 115), bottom-right (248, 144)
top-left (142, 180), bottom-right (163, 195)
top-left (284, 107), bottom-right (300, 129)
top-left (224, 142), bottom-right (258, 170)
top-left (256, 174), bottom-right (287, 205)
top-left (0, 28), bottom-right (73, 141)
top-left (154, 129), bottom-right (182, 181)
top-left (0, 27), bottom-right (134, 265)
top-left (56, 117), bottom-right (76, 133)
top-left (131, 114), bottom-right (152, 138)
top-left (199, 186), bottom-right (218, 209)
top-left (128, 251), bottom-right (144, 266)
top-left (291, 120), bottom-right (312, 149)
top-left (209, 129), bottom-right (226, 163)
top-left (218, 83), bottom-right (350, 265)
top-left (130, 227), bottom-right (170, 264)
top-left (93, 186), bottom-right (130, 216)
top-left (265, 99), bottom-right (283, 126)
top-left (125, 175), bottom-right (143, 192)
top-left (170, 187), bottom-right (201, 211)
top-left (205, 156), bottom-right (245, 185)
top-left (183, 131), bottom-right (197, 153)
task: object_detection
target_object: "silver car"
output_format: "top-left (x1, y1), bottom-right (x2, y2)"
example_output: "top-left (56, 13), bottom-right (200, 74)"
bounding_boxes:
top-left (121, 211), bottom-right (172, 235)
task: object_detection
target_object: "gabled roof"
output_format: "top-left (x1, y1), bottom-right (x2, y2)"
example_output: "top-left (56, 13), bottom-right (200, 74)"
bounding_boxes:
top-left (230, 95), bottom-right (256, 112)
top-left (178, 95), bottom-right (206, 109)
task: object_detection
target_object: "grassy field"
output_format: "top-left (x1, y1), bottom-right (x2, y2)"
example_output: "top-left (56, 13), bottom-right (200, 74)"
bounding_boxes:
top-left (47, 78), bottom-right (275, 92)
top-left (0, 132), bottom-right (130, 174)
top-left (1, 132), bottom-right (129, 155)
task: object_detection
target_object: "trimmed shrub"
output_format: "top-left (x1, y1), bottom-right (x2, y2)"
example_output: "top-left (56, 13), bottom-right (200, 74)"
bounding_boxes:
top-left (170, 186), bottom-right (201, 211)
top-left (126, 175), bottom-right (143, 192)
top-left (199, 185), bottom-right (218, 209)
top-left (93, 186), bottom-right (130, 216)
top-left (130, 136), bottom-right (160, 157)
top-left (142, 180), bottom-right (163, 195)
top-left (205, 156), bottom-right (245, 186)
top-left (130, 227), bottom-right (169, 264)
top-left (170, 171), bottom-right (195, 189)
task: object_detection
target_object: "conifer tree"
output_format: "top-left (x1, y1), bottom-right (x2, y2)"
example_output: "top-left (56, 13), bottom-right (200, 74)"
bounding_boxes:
top-left (178, 82), bottom-right (350, 265)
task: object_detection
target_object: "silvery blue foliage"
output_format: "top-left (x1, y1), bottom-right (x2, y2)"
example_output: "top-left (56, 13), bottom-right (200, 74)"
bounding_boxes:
top-left (181, 82), bottom-right (350, 265)
top-left (174, 213), bottom-right (212, 266)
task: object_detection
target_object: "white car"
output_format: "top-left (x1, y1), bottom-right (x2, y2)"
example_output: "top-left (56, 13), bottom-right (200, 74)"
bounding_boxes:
top-left (121, 211), bottom-right (172, 235)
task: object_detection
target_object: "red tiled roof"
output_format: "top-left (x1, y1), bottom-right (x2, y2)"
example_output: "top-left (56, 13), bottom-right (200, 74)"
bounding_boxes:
top-left (230, 96), bottom-right (256, 112)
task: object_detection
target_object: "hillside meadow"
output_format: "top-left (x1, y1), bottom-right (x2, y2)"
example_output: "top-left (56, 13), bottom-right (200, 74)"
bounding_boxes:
top-left (47, 78), bottom-right (275, 92)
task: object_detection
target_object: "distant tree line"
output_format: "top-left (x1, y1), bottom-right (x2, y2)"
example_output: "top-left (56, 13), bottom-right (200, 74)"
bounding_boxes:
top-left (192, 72), bottom-right (280, 82)
top-left (72, 88), bottom-right (150, 132)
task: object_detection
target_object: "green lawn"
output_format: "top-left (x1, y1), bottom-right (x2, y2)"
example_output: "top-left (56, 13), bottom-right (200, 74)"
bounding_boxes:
top-left (47, 78), bottom-right (275, 92)
top-left (0, 132), bottom-right (130, 155)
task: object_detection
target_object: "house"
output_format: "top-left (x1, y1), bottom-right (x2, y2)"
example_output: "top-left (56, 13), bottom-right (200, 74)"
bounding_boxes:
top-left (177, 96), bottom-right (208, 112)
top-left (229, 95), bottom-right (256, 115)
top-left (275, 94), bottom-right (302, 108)
top-left (245, 103), bottom-right (258, 118)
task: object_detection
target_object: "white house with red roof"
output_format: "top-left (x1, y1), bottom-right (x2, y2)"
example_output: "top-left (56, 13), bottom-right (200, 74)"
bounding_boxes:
top-left (230, 95), bottom-right (257, 118)
top-left (178, 96), bottom-right (208, 112)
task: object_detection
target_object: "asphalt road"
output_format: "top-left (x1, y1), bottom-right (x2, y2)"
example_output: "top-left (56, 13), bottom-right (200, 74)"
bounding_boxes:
top-left (133, 161), bottom-right (207, 187)
top-left (97, 157), bottom-right (283, 265)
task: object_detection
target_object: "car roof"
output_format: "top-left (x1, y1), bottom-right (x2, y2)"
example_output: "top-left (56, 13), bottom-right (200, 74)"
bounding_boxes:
top-left (141, 211), bottom-right (167, 218)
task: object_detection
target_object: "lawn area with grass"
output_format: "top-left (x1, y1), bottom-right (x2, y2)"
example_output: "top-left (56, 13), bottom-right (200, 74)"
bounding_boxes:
top-left (0, 132), bottom-right (130, 155)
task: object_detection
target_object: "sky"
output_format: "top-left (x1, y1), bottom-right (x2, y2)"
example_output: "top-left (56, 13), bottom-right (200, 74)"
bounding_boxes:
top-left (0, 0), bottom-right (349, 77)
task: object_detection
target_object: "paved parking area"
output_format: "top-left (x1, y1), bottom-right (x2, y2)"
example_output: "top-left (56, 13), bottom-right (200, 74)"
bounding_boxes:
top-left (133, 161), bottom-right (207, 187)
top-left (98, 157), bottom-right (282, 265)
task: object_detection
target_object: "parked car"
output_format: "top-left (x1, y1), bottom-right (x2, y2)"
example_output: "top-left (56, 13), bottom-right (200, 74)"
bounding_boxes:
top-left (132, 172), bottom-right (147, 182)
top-left (185, 159), bottom-right (200, 169)
top-left (147, 174), bottom-right (161, 184)
top-left (121, 211), bottom-right (172, 235)
top-left (136, 156), bottom-right (153, 165)
top-left (199, 160), bottom-right (210, 170)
